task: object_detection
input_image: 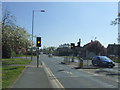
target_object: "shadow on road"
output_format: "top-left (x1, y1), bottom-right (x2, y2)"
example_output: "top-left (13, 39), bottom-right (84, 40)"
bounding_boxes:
top-left (106, 73), bottom-right (120, 76)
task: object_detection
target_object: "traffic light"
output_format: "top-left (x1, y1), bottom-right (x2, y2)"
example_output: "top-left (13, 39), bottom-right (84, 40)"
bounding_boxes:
top-left (36, 37), bottom-right (41, 47)
top-left (71, 43), bottom-right (75, 49)
top-left (77, 42), bottom-right (80, 47)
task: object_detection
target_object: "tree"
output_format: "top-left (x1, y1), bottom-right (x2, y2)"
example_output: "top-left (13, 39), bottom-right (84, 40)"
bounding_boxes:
top-left (2, 10), bottom-right (16, 58)
top-left (2, 43), bottom-right (12, 58)
top-left (2, 9), bottom-right (32, 58)
top-left (42, 46), bottom-right (57, 55)
top-left (13, 26), bottom-right (32, 54)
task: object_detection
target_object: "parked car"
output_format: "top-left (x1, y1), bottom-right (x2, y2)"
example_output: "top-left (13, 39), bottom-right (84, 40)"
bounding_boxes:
top-left (92, 56), bottom-right (115, 68)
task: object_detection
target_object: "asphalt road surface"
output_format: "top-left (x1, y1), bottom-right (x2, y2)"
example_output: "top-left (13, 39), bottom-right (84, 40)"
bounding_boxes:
top-left (40, 54), bottom-right (119, 88)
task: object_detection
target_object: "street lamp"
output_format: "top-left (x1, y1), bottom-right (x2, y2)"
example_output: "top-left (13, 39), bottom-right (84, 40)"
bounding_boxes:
top-left (31, 9), bottom-right (45, 60)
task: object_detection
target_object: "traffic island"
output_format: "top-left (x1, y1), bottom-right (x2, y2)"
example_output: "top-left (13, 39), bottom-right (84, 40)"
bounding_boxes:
top-left (73, 65), bottom-right (99, 69)
top-left (66, 59), bottom-right (99, 69)
top-left (60, 62), bottom-right (66, 64)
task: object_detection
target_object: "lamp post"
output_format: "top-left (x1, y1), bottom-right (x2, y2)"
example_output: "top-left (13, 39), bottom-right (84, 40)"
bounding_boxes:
top-left (31, 9), bottom-right (45, 61)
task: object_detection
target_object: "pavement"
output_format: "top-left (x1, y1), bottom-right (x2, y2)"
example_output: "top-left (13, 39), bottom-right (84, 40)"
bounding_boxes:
top-left (12, 57), bottom-right (52, 88)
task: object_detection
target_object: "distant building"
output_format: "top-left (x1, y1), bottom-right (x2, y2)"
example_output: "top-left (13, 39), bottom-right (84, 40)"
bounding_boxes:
top-left (56, 47), bottom-right (71, 56)
top-left (80, 40), bottom-right (107, 58)
top-left (107, 43), bottom-right (120, 56)
top-left (80, 42), bottom-right (97, 58)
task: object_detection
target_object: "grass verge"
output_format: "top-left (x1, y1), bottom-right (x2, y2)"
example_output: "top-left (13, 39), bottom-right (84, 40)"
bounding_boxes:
top-left (2, 58), bottom-right (31, 65)
top-left (113, 60), bottom-right (120, 63)
top-left (2, 66), bottom-right (25, 88)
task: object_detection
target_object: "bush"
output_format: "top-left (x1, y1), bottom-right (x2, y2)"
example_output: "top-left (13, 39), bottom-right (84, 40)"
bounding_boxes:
top-left (2, 44), bottom-right (12, 58)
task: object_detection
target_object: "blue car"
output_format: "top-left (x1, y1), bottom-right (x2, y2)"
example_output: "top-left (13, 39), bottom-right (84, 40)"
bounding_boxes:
top-left (92, 56), bottom-right (115, 68)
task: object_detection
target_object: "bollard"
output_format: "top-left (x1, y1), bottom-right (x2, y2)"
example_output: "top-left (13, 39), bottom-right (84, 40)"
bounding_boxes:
top-left (64, 56), bottom-right (67, 64)
top-left (66, 57), bottom-right (68, 65)
top-left (71, 56), bottom-right (74, 62)
top-left (79, 59), bottom-right (83, 68)
top-left (67, 57), bottom-right (70, 65)
top-left (65, 57), bottom-right (66, 64)
top-left (68, 57), bottom-right (70, 64)
top-left (66, 56), bottom-right (70, 65)
top-left (64, 57), bottom-right (65, 63)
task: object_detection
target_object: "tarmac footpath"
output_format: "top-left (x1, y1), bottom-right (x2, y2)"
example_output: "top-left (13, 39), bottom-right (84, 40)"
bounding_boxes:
top-left (12, 57), bottom-right (52, 88)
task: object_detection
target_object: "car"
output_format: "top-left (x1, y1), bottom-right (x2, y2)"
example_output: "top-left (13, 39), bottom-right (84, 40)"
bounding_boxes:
top-left (48, 54), bottom-right (53, 57)
top-left (92, 56), bottom-right (115, 68)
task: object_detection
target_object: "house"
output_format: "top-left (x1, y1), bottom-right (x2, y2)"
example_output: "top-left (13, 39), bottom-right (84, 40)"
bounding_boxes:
top-left (56, 47), bottom-right (71, 56)
top-left (80, 40), bottom-right (107, 58)
top-left (107, 43), bottom-right (120, 56)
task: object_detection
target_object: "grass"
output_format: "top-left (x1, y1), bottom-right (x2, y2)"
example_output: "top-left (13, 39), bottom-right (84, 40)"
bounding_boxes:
top-left (2, 57), bottom-right (32, 88)
top-left (113, 60), bottom-right (120, 63)
top-left (2, 66), bottom-right (25, 88)
top-left (2, 58), bottom-right (31, 65)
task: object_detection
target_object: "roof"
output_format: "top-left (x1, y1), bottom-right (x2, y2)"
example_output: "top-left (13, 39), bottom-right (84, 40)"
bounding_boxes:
top-left (107, 44), bottom-right (120, 48)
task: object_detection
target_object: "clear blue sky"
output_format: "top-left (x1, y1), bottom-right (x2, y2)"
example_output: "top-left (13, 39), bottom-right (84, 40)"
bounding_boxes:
top-left (2, 2), bottom-right (118, 48)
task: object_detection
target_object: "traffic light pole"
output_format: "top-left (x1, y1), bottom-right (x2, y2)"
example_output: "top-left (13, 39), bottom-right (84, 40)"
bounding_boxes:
top-left (37, 47), bottom-right (39, 68)
top-left (72, 50), bottom-right (74, 62)
top-left (71, 43), bottom-right (75, 62)
top-left (36, 37), bottom-right (41, 68)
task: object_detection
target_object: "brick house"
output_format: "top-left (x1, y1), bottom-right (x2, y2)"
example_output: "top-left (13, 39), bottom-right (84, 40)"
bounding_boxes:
top-left (107, 43), bottom-right (120, 56)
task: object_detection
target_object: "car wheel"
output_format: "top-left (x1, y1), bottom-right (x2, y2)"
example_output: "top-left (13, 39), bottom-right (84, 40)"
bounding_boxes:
top-left (92, 61), bottom-right (96, 66)
top-left (108, 65), bottom-right (113, 68)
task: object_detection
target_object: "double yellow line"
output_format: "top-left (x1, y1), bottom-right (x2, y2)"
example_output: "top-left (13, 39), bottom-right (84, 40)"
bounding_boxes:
top-left (47, 68), bottom-right (64, 88)
top-left (42, 61), bottom-right (65, 89)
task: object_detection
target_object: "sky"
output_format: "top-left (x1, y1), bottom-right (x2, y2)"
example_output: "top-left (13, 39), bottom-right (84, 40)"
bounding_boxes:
top-left (2, 2), bottom-right (118, 48)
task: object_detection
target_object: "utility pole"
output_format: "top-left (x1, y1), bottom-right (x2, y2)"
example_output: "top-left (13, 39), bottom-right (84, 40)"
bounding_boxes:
top-left (118, 2), bottom-right (120, 44)
top-left (79, 38), bottom-right (81, 46)
top-left (111, 2), bottom-right (120, 59)
top-left (111, 2), bottom-right (120, 44)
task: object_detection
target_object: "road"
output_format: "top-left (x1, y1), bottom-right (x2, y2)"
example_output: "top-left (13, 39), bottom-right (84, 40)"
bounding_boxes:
top-left (40, 54), bottom-right (119, 88)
